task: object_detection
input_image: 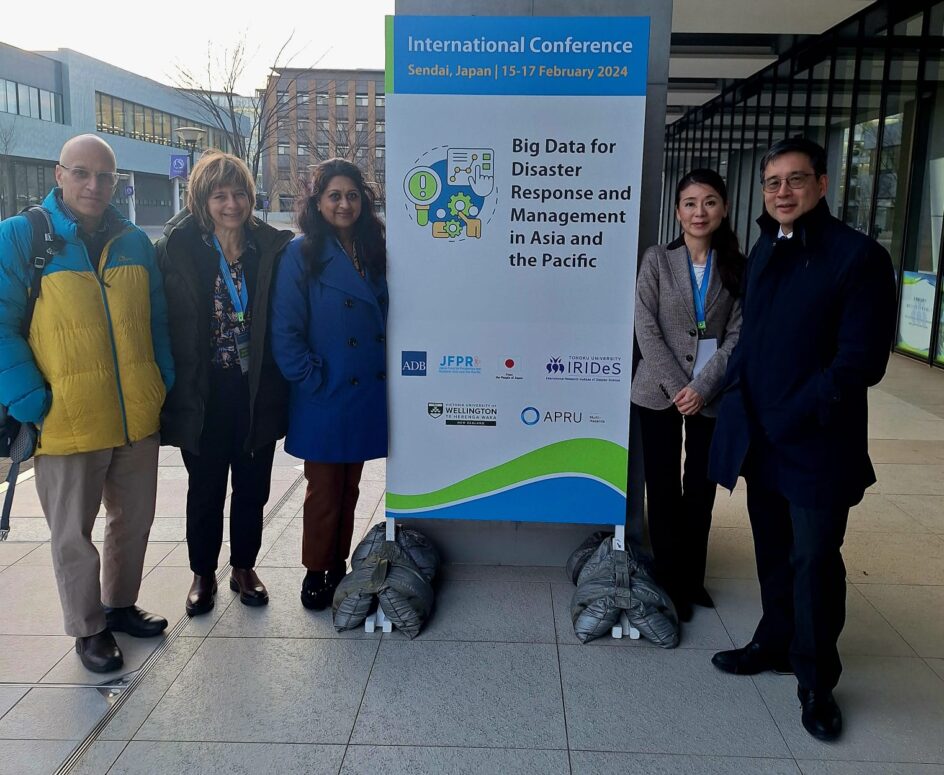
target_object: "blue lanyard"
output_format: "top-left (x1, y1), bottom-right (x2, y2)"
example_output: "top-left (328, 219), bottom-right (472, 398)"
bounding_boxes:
top-left (686, 248), bottom-right (712, 333)
top-left (213, 236), bottom-right (249, 322)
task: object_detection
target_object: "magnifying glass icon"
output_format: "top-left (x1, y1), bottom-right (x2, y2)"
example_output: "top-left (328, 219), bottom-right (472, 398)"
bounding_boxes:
top-left (403, 166), bottom-right (442, 226)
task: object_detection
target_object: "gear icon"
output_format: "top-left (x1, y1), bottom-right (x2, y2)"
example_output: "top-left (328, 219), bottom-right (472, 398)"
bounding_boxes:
top-left (443, 219), bottom-right (462, 237)
top-left (447, 193), bottom-right (473, 218)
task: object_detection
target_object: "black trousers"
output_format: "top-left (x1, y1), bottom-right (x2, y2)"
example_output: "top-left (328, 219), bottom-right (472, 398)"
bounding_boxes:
top-left (746, 473), bottom-right (849, 691)
top-left (636, 403), bottom-right (717, 600)
top-left (182, 367), bottom-right (276, 576)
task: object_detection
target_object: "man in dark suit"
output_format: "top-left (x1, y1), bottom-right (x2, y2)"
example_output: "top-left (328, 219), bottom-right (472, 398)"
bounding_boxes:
top-left (708, 137), bottom-right (897, 742)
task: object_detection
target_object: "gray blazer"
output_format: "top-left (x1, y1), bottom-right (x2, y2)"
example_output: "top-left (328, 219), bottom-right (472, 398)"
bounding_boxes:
top-left (631, 237), bottom-right (742, 417)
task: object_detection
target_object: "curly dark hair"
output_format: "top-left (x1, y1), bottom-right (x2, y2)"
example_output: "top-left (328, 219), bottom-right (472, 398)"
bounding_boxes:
top-left (674, 168), bottom-right (746, 296)
top-left (296, 158), bottom-right (386, 279)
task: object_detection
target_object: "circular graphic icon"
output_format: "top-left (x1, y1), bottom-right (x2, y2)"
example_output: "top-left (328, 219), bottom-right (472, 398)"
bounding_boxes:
top-left (504, 358), bottom-right (515, 369)
top-left (520, 406), bottom-right (540, 426)
top-left (403, 166), bottom-right (442, 227)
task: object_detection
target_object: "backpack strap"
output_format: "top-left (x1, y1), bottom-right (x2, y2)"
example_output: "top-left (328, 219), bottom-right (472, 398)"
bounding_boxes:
top-left (1, 461), bottom-right (19, 540)
top-left (19, 206), bottom-right (61, 338)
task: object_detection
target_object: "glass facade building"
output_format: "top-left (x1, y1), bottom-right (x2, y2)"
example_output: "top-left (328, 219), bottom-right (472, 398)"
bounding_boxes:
top-left (661, 0), bottom-right (944, 368)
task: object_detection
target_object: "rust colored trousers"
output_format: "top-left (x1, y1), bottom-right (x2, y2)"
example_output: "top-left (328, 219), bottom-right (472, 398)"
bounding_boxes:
top-left (302, 461), bottom-right (364, 571)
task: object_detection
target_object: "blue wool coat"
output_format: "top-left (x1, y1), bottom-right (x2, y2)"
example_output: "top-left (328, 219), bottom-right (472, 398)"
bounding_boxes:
top-left (270, 236), bottom-right (388, 462)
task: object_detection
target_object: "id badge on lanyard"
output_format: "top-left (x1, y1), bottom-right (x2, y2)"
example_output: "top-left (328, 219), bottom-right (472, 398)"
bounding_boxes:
top-left (235, 329), bottom-right (251, 375)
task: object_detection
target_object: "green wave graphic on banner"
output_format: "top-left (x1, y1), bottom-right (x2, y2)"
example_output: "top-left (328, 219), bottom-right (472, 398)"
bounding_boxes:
top-left (386, 438), bottom-right (627, 510)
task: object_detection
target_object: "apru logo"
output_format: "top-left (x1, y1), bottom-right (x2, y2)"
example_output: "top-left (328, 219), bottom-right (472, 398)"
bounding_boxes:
top-left (520, 406), bottom-right (541, 426)
top-left (401, 350), bottom-right (427, 376)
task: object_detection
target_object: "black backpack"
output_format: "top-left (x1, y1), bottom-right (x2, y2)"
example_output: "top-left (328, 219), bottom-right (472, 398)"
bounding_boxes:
top-left (0, 206), bottom-right (61, 540)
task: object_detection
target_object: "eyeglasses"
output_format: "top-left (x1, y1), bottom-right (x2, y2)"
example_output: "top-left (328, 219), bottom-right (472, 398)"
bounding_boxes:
top-left (58, 165), bottom-right (120, 188)
top-left (761, 172), bottom-right (817, 193)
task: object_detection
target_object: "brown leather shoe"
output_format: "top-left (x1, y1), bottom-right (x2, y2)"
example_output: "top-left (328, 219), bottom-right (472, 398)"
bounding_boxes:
top-left (229, 567), bottom-right (269, 607)
top-left (185, 574), bottom-right (217, 617)
top-left (75, 629), bottom-right (123, 673)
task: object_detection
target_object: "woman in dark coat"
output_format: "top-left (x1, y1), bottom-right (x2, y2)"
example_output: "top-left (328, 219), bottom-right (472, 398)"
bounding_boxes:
top-left (157, 150), bottom-right (294, 616)
top-left (271, 158), bottom-right (387, 611)
top-left (631, 168), bottom-right (745, 622)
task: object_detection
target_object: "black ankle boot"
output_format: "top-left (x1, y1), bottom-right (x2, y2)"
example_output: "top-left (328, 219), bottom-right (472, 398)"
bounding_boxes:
top-left (301, 570), bottom-right (335, 611)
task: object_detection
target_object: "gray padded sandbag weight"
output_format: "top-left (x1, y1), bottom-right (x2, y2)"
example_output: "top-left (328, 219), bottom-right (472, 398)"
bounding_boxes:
top-left (333, 536), bottom-right (435, 638)
top-left (332, 565), bottom-right (380, 631)
top-left (566, 530), bottom-right (614, 584)
top-left (570, 536), bottom-right (679, 648)
top-left (352, 523), bottom-right (441, 583)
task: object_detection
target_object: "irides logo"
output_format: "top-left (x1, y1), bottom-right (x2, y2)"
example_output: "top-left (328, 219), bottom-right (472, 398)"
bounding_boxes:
top-left (546, 357), bottom-right (565, 374)
top-left (401, 351), bottom-right (427, 376)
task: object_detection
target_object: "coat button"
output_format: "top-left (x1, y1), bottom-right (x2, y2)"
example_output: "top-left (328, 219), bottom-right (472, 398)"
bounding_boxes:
top-left (348, 337), bottom-right (358, 347)
top-left (686, 354), bottom-right (694, 362)
top-left (376, 334), bottom-right (386, 344)
top-left (377, 371), bottom-right (386, 381)
top-left (689, 329), bottom-right (697, 337)
top-left (350, 377), bottom-right (359, 386)
top-left (344, 299), bottom-right (354, 308)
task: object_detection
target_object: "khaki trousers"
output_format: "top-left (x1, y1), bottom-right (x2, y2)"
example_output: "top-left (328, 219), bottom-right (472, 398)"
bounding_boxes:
top-left (302, 461), bottom-right (363, 572)
top-left (34, 433), bottom-right (160, 637)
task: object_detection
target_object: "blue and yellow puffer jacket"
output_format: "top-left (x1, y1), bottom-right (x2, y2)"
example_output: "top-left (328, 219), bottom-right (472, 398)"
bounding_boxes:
top-left (0, 189), bottom-right (174, 455)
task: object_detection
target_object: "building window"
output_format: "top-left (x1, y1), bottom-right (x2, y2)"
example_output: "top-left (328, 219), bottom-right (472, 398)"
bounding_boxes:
top-left (317, 119), bottom-right (330, 131)
top-left (354, 93), bottom-right (369, 107)
top-left (375, 120), bottom-right (385, 134)
top-left (355, 120), bottom-right (368, 132)
top-left (376, 147), bottom-right (385, 159)
top-left (336, 94), bottom-right (349, 107)
top-left (375, 95), bottom-right (385, 108)
top-left (315, 92), bottom-right (329, 106)
top-left (316, 143), bottom-right (329, 157)
top-left (337, 145), bottom-right (349, 158)
top-left (277, 143), bottom-right (289, 155)
top-left (276, 91), bottom-right (289, 107)
top-left (336, 120), bottom-right (348, 134)
top-left (297, 93), bottom-right (310, 107)
top-left (297, 144), bottom-right (309, 156)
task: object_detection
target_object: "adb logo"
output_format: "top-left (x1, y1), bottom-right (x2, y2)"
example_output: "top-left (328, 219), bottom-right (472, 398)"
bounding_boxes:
top-left (401, 351), bottom-right (427, 376)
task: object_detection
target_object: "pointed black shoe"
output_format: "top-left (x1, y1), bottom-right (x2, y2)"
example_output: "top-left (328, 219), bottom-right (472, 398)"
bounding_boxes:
top-left (75, 629), bottom-right (123, 673)
top-left (301, 570), bottom-right (335, 611)
top-left (798, 687), bottom-right (842, 742)
top-left (711, 641), bottom-right (793, 675)
top-left (104, 605), bottom-right (168, 638)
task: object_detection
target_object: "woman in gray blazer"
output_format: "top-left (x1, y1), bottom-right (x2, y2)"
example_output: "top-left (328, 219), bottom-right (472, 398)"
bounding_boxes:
top-left (632, 169), bottom-right (745, 623)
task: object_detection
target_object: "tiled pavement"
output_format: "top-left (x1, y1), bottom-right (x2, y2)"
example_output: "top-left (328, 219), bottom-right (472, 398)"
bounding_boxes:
top-left (0, 354), bottom-right (942, 774)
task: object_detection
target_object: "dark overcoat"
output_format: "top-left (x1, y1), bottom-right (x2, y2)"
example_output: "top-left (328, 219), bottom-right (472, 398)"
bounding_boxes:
top-left (156, 210), bottom-right (294, 454)
top-left (270, 236), bottom-right (388, 463)
top-left (708, 199), bottom-right (897, 508)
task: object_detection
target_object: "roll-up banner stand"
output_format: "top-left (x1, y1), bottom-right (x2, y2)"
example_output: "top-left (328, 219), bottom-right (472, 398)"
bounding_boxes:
top-left (386, 15), bottom-right (649, 531)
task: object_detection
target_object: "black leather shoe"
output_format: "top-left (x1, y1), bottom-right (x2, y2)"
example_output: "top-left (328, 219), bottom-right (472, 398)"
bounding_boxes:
top-left (301, 570), bottom-right (337, 611)
top-left (75, 629), bottom-right (123, 673)
top-left (186, 574), bottom-right (218, 617)
top-left (711, 642), bottom-right (793, 675)
top-left (104, 605), bottom-right (168, 637)
top-left (230, 567), bottom-right (269, 607)
top-left (690, 586), bottom-right (715, 608)
top-left (798, 687), bottom-right (842, 741)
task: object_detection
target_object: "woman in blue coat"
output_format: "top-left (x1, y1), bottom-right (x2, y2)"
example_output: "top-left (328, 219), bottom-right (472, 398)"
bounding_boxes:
top-left (271, 158), bottom-right (387, 610)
